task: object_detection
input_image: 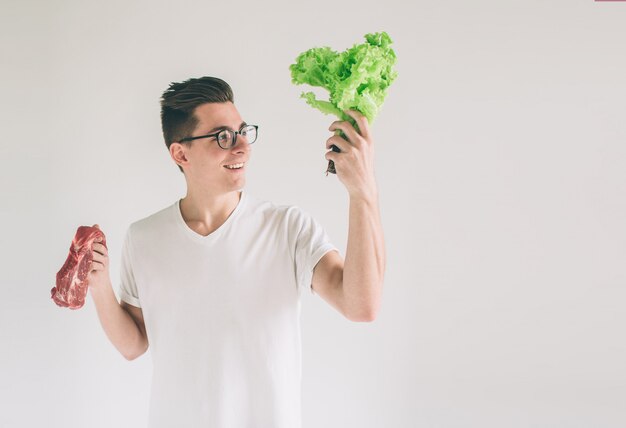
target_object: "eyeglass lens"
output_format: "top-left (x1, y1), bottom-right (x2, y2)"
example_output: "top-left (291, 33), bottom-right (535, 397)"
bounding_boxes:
top-left (217, 126), bottom-right (257, 149)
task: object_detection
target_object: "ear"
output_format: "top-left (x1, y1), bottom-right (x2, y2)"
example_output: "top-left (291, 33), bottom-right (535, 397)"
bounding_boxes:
top-left (170, 142), bottom-right (189, 168)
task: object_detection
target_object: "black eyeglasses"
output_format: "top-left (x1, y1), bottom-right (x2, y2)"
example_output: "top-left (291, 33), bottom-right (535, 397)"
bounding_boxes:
top-left (178, 124), bottom-right (258, 150)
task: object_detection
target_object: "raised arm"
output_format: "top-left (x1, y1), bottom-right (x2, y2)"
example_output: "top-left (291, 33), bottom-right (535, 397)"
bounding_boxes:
top-left (312, 110), bottom-right (386, 322)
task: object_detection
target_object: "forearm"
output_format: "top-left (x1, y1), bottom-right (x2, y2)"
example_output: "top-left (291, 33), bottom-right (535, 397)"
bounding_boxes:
top-left (89, 281), bottom-right (147, 360)
top-left (343, 191), bottom-right (386, 321)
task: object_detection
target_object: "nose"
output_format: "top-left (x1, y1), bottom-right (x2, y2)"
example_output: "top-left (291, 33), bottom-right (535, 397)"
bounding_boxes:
top-left (232, 133), bottom-right (251, 154)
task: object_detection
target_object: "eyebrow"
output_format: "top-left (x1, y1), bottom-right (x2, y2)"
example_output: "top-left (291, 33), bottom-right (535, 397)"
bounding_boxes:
top-left (207, 121), bottom-right (247, 134)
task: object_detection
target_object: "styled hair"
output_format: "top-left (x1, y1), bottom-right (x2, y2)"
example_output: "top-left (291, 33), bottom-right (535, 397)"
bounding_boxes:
top-left (160, 76), bottom-right (234, 173)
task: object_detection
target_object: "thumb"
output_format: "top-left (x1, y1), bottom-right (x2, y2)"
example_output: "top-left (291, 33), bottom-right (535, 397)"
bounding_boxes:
top-left (93, 224), bottom-right (102, 242)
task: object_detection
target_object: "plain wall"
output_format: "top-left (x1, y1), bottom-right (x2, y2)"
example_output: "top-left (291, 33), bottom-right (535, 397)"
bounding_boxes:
top-left (1, 0), bottom-right (625, 427)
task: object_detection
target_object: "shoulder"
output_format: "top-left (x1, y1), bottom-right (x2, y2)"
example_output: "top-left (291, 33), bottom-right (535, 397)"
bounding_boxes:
top-left (243, 192), bottom-right (303, 222)
top-left (242, 193), bottom-right (320, 239)
top-left (126, 201), bottom-right (179, 240)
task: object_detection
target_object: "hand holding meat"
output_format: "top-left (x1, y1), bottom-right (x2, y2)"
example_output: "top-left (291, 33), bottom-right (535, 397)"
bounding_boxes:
top-left (51, 224), bottom-right (108, 309)
top-left (88, 233), bottom-right (110, 291)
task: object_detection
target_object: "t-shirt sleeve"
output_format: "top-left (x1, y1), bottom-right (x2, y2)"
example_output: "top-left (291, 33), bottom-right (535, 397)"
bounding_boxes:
top-left (291, 206), bottom-right (340, 295)
top-left (118, 226), bottom-right (141, 307)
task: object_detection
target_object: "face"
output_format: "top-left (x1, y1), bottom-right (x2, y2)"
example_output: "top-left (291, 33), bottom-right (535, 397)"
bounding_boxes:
top-left (171, 102), bottom-right (252, 194)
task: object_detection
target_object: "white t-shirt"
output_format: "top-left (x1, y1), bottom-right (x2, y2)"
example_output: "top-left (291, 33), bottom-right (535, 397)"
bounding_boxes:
top-left (118, 189), bottom-right (339, 428)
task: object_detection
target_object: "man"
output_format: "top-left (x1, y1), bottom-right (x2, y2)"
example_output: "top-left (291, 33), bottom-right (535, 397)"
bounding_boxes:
top-left (87, 76), bottom-right (385, 427)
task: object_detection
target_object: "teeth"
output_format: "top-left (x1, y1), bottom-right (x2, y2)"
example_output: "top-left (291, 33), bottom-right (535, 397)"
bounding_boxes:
top-left (225, 163), bottom-right (244, 169)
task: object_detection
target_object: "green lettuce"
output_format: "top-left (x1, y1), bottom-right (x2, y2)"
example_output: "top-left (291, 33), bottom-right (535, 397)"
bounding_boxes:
top-left (289, 31), bottom-right (398, 125)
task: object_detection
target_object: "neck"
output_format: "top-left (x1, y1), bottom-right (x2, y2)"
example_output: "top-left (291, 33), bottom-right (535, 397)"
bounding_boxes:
top-left (179, 188), bottom-right (242, 235)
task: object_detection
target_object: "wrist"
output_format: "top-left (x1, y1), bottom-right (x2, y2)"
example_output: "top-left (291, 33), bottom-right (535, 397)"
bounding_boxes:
top-left (89, 278), bottom-right (112, 296)
top-left (349, 186), bottom-right (378, 204)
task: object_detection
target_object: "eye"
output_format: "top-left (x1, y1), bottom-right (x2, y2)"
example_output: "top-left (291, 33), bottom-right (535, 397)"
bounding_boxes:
top-left (217, 130), bottom-right (231, 143)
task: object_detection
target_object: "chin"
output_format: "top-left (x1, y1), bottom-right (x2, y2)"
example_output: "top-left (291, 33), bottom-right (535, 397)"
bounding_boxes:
top-left (227, 178), bottom-right (246, 190)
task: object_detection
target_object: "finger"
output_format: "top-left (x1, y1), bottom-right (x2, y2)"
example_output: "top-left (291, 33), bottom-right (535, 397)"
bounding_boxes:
top-left (344, 110), bottom-right (371, 139)
top-left (92, 243), bottom-right (107, 255)
top-left (92, 251), bottom-right (105, 262)
top-left (90, 260), bottom-right (103, 272)
top-left (325, 149), bottom-right (340, 163)
top-left (329, 121), bottom-right (362, 146)
top-left (326, 134), bottom-right (350, 153)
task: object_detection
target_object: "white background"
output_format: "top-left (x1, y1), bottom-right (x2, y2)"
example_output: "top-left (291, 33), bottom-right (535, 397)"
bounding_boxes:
top-left (1, 0), bottom-right (625, 427)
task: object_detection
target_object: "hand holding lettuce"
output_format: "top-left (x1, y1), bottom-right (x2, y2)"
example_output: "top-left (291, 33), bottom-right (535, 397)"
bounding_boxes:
top-left (290, 32), bottom-right (398, 174)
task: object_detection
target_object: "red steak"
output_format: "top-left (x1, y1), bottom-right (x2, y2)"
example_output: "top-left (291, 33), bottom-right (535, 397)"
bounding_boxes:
top-left (51, 225), bottom-right (107, 309)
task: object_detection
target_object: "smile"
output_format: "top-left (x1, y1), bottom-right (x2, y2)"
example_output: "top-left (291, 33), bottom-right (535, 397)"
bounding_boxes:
top-left (224, 163), bottom-right (245, 170)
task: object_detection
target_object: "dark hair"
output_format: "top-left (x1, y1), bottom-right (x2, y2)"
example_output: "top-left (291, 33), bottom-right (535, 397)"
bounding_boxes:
top-left (160, 76), bottom-right (234, 173)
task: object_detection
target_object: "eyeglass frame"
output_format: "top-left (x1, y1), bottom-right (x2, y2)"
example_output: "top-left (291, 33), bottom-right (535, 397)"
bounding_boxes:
top-left (176, 124), bottom-right (259, 150)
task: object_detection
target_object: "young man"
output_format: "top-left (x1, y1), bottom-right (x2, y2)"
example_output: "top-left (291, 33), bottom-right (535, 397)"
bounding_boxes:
top-left (87, 76), bottom-right (385, 427)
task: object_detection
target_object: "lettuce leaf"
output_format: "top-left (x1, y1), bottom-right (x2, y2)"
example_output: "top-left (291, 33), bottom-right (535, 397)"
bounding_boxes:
top-left (290, 31), bottom-right (398, 125)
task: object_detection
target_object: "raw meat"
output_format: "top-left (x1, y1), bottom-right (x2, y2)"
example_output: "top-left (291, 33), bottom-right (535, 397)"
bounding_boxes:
top-left (51, 225), bottom-right (107, 309)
